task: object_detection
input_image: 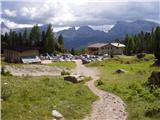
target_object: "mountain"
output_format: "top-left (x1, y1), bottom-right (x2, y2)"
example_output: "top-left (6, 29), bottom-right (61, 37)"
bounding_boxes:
top-left (1, 20), bottom-right (159, 48)
top-left (1, 22), bottom-right (10, 34)
top-left (57, 20), bottom-right (159, 48)
top-left (108, 20), bottom-right (159, 39)
top-left (57, 26), bottom-right (108, 48)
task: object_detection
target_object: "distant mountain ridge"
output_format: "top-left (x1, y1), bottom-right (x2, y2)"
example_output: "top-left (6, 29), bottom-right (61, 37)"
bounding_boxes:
top-left (57, 20), bottom-right (159, 48)
top-left (1, 20), bottom-right (159, 48)
top-left (1, 22), bottom-right (10, 34)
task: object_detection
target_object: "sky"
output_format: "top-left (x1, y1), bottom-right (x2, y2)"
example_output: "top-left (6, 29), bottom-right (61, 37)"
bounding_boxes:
top-left (1, 0), bottom-right (160, 32)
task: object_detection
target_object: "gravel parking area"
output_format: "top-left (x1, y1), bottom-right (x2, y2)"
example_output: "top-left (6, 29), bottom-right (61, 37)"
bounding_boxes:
top-left (4, 64), bottom-right (68, 76)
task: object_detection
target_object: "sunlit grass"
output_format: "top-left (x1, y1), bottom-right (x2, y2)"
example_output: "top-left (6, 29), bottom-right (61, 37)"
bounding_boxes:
top-left (1, 76), bottom-right (97, 120)
top-left (87, 54), bottom-right (160, 120)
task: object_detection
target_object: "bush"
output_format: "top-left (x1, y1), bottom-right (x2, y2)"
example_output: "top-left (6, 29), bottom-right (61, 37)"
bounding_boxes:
top-left (147, 71), bottom-right (160, 89)
top-left (136, 53), bottom-right (146, 59)
top-left (97, 80), bottom-right (104, 86)
top-left (61, 70), bottom-right (70, 76)
top-left (1, 67), bottom-right (12, 76)
top-left (110, 52), bottom-right (114, 58)
top-left (145, 107), bottom-right (160, 117)
top-left (1, 84), bottom-right (12, 101)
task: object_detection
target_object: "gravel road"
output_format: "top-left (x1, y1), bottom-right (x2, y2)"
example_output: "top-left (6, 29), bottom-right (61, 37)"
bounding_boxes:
top-left (74, 60), bottom-right (128, 120)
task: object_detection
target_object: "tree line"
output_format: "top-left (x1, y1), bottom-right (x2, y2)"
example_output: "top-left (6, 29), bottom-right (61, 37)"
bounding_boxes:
top-left (1, 24), bottom-right (64, 53)
top-left (124, 26), bottom-right (160, 62)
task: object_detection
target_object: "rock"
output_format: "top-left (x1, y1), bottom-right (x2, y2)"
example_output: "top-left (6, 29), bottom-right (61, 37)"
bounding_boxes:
top-left (64, 75), bottom-right (84, 83)
top-left (115, 69), bottom-right (128, 74)
top-left (52, 110), bottom-right (63, 118)
top-left (4, 83), bottom-right (8, 85)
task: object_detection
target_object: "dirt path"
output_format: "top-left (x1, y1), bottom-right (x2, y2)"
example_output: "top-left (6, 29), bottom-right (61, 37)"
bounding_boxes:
top-left (73, 60), bottom-right (127, 120)
top-left (4, 64), bottom-right (67, 76)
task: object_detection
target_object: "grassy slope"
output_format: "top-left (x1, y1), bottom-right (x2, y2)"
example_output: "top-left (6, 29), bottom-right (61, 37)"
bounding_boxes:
top-left (87, 54), bottom-right (160, 120)
top-left (1, 76), bottom-right (97, 120)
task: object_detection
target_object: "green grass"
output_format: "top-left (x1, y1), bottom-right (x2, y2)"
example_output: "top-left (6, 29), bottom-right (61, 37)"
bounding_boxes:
top-left (48, 61), bottom-right (76, 69)
top-left (1, 75), bottom-right (97, 120)
top-left (87, 54), bottom-right (160, 120)
top-left (1, 61), bottom-right (76, 69)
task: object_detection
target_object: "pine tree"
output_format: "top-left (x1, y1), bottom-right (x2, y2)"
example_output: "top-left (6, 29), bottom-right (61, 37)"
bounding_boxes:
top-left (41, 31), bottom-right (46, 50)
top-left (154, 26), bottom-right (160, 62)
top-left (18, 32), bottom-right (23, 47)
top-left (125, 35), bottom-right (135, 55)
top-left (45, 24), bottom-right (55, 53)
top-left (2, 33), bottom-right (9, 48)
top-left (71, 48), bottom-right (75, 55)
top-left (57, 34), bottom-right (64, 52)
top-left (23, 28), bottom-right (28, 46)
top-left (29, 24), bottom-right (40, 46)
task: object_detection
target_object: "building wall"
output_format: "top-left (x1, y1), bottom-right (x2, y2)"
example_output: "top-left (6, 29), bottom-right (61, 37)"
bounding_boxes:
top-left (4, 50), bottom-right (19, 62)
top-left (19, 50), bottom-right (39, 57)
top-left (105, 44), bottom-right (124, 55)
top-left (88, 48), bottom-right (99, 55)
top-left (4, 49), bottom-right (39, 62)
top-left (88, 44), bottom-right (125, 55)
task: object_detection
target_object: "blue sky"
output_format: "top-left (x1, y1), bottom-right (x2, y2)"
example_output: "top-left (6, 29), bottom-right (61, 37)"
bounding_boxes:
top-left (1, 0), bottom-right (160, 31)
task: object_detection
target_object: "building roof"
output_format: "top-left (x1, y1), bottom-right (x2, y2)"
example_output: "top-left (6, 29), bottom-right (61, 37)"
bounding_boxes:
top-left (88, 43), bottom-right (108, 48)
top-left (88, 42), bottom-right (125, 48)
top-left (110, 43), bottom-right (125, 47)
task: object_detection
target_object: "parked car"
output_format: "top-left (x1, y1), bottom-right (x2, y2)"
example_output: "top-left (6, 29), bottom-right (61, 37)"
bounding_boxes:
top-left (81, 58), bottom-right (90, 64)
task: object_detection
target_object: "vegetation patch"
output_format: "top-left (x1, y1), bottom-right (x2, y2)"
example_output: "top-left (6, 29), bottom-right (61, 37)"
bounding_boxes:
top-left (61, 70), bottom-right (70, 76)
top-left (1, 75), bottom-right (97, 120)
top-left (88, 54), bottom-right (160, 120)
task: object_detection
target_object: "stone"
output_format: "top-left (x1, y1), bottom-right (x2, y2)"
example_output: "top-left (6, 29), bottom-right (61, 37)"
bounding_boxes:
top-left (4, 82), bottom-right (8, 85)
top-left (52, 110), bottom-right (63, 118)
top-left (115, 69), bottom-right (128, 74)
top-left (64, 75), bottom-right (84, 83)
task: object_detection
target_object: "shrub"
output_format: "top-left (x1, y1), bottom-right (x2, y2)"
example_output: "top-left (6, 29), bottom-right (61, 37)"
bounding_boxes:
top-left (136, 53), bottom-right (146, 59)
top-left (147, 71), bottom-right (160, 89)
top-left (97, 80), bottom-right (104, 86)
top-left (145, 107), bottom-right (160, 117)
top-left (1, 84), bottom-right (12, 101)
top-left (110, 52), bottom-right (114, 58)
top-left (61, 70), bottom-right (70, 76)
top-left (1, 67), bottom-right (12, 76)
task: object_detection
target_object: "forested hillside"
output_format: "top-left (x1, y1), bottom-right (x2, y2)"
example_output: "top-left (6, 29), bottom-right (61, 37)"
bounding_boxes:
top-left (1, 24), bottom-right (64, 53)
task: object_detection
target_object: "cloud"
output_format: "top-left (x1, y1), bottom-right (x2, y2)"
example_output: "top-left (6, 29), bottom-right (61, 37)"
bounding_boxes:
top-left (3, 9), bottom-right (16, 17)
top-left (1, 0), bottom-right (160, 30)
top-left (1, 18), bottom-right (33, 29)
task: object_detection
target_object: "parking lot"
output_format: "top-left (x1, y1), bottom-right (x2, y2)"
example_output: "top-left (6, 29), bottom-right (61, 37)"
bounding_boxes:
top-left (39, 53), bottom-right (110, 64)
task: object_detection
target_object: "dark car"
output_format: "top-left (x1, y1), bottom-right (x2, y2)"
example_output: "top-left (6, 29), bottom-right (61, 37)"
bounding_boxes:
top-left (81, 58), bottom-right (90, 64)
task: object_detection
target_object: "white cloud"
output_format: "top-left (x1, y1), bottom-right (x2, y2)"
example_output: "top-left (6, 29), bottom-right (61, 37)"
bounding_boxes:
top-left (2, 0), bottom-right (160, 29)
top-left (4, 9), bottom-right (16, 17)
top-left (2, 18), bottom-right (33, 29)
top-left (21, 7), bottom-right (37, 18)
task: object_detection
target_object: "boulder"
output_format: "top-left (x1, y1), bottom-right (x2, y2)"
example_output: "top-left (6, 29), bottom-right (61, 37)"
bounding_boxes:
top-left (64, 75), bottom-right (84, 83)
top-left (115, 69), bottom-right (128, 74)
top-left (52, 110), bottom-right (63, 118)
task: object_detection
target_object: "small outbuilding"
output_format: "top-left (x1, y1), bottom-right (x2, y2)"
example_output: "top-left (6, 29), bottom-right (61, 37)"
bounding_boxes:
top-left (4, 47), bottom-right (40, 63)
